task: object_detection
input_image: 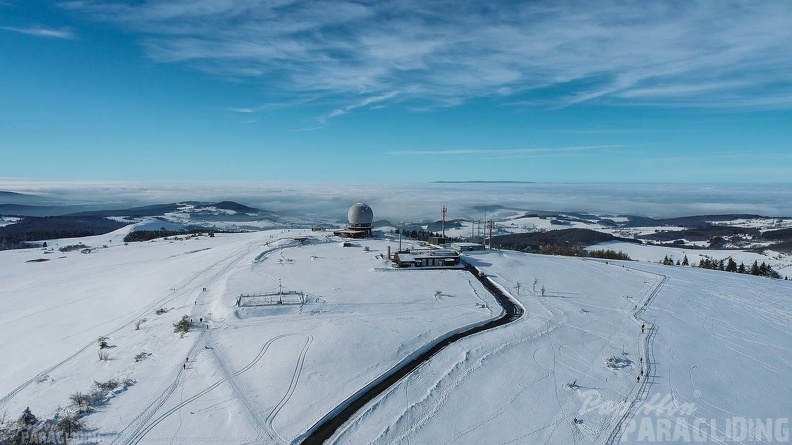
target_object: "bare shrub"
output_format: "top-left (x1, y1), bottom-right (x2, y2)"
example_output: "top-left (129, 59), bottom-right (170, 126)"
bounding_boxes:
top-left (134, 352), bottom-right (151, 362)
top-left (69, 392), bottom-right (91, 414)
top-left (155, 308), bottom-right (170, 315)
top-left (173, 315), bottom-right (191, 335)
top-left (57, 412), bottom-right (84, 440)
top-left (98, 351), bottom-right (109, 361)
top-left (93, 379), bottom-right (119, 393)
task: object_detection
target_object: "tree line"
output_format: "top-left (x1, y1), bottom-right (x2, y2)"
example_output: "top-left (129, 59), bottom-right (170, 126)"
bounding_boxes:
top-left (662, 254), bottom-right (785, 279)
top-left (123, 229), bottom-right (226, 242)
top-left (393, 228), bottom-right (461, 243)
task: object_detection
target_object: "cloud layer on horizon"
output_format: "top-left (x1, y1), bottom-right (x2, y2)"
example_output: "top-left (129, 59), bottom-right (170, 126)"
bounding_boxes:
top-left (2, 181), bottom-right (792, 221)
top-left (60, 0), bottom-right (792, 115)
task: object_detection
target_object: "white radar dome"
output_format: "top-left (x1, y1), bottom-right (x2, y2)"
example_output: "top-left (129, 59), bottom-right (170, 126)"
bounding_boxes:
top-left (348, 203), bottom-right (374, 226)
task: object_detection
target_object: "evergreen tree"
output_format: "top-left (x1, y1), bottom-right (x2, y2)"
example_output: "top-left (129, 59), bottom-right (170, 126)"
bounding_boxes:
top-left (738, 262), bottom-right (746, 274)
top-left (19, 407), bottom-right (37, 426)
top-left (725, 258), bottom-right (737, 272)
top-left (718, 259), bottom-right (725, 271)
top-left (750, 261), bottom-right (760, 275)
top-left (759, 262), bottom-right (768, 275)
top-left (681, 255), bottom-right (689, 266)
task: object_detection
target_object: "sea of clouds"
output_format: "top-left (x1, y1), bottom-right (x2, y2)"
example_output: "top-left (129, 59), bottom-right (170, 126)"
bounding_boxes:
top-left (1, 181), bottom-right (790, 222)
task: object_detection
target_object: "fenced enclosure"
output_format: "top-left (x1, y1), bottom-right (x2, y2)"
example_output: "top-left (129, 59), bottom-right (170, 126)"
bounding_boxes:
top-left (236, 291), bottom-right (306, 307)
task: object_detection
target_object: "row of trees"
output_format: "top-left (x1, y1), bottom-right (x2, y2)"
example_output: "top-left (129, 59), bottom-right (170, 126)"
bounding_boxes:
top-left (123, 229), bottom-right (219, 243)
top-left (536, 245), bottom-right (632, 260)
top-left (393, 228), bottom-right (461, 243)
top-left (662, 255), bottom-right (785, 279)
top-left (0, 230), bottom-right (94, 251)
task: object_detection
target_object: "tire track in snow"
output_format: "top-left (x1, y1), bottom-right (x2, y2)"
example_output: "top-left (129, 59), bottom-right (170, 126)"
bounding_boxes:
top-left (265, 335), bottom-right (313, 444)
top-left (113, 331), bottom-right (209, 445)
top-left (208, 342), bottom-right (270, 443)
top-left (0, 240), bottom-right (256, 413)
top-left (603, 268), bottom-right (667, 445)
top-left (121, 333), bottom-right (297, 445)
top-left (110, 238), bottom-right (267, 444)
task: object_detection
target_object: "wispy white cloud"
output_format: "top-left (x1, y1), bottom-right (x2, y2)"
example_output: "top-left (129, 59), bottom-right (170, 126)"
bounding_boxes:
top-left (289, 126), bottom-right (323, 132)
top-left (386, 145), bottom-right (628, 157)
top-left (1, 25), bottom-right (76, 39)
top-left (61, 1), bottom-right (792, 110)
top-left (320, 91), bottom-right (398, 123)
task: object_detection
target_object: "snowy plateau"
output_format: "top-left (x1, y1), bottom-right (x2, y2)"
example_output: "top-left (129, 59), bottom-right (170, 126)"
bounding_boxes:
top-left (0, 223), bottom-right (790, 445)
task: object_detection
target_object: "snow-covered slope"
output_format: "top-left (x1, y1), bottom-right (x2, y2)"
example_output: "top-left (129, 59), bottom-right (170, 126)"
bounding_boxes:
top-left (1, 232), bottom-right (789, 444)
top-left (0, 230), bottom-right (497, 444)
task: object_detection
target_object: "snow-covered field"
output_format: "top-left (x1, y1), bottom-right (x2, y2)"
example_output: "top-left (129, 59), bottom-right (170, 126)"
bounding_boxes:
top-left (590, 240), bottom-right (792, 277)
top-left (0, 228), bottom-right (498, 444)
top-left (1, 229), bottom-right (790, 444)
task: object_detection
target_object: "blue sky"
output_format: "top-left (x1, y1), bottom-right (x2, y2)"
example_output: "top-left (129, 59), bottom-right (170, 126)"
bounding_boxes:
top-left (1, 0), bottom-right (791, 183)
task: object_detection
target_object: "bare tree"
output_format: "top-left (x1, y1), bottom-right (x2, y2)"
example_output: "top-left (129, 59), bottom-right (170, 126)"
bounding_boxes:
top-left (69, 392), bottom-right (91, 414)
top-left (533, 278), bottom-right (539, 292)
top-left (57, 412), bottom-right (83, 440)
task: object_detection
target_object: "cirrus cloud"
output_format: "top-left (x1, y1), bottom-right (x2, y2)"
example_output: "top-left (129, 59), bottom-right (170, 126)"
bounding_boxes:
top-left (60, 0), bottom-right (792, 113)
top-left (1, 25), bottom-right (76, 39)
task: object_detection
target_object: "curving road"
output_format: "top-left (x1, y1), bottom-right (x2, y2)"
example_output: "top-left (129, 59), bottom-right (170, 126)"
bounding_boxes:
top-left (299, 262), bottom-right (524, 445)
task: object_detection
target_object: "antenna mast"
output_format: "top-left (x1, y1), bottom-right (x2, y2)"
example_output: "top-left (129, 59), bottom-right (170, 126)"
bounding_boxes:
top-left (488, 219), bottom-right (494, 250)
top-left (441, 205), bottom-right (447, 239)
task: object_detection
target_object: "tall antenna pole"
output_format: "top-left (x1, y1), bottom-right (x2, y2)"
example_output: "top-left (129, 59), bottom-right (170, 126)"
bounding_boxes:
top-left (488, 219), bottom-right (494, 250)
top-left (441, 205), bottom-right (447, 239)
top-left (483, 212), bottom-right (487, 244)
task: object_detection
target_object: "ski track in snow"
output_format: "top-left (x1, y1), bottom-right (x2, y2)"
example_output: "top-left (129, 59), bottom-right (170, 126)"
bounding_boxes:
top-left (114, 240), bottom-right (288, 444)
top-left (265, 335), bottom-right (313, 444)
top-left (0, 239), bottom-right (261, 414)
top-left (0, 235), bottom-right (264, 443)
top-left (4, 232), bottom-right (789, 445)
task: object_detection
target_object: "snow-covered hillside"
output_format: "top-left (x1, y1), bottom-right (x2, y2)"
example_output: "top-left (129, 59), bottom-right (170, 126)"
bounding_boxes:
top-left (1, 230), bottom-right (789, 444)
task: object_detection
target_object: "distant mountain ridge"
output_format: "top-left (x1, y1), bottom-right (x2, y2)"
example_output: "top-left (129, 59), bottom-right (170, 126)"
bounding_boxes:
top-left (0, 200), bottom-right (272, 250)
top-left (0, 200), bottom-right (268, 218)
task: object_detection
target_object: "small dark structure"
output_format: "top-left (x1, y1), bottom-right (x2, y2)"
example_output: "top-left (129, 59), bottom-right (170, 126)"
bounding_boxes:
top-left (428, 236), bottom-right (450, 245)
top-left (394, 249), bottom-right (461, 268)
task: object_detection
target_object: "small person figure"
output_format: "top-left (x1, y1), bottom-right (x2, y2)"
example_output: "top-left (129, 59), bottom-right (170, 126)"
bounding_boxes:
top-left (641, 324), bottom-right (645, 333)
top-left (186, 357), bottom-right (189, 363)
top-left (183, 364), bottom-right (186, 370)
top-left (640, 357), bottom-right (643, 364)
top-left (199, 317), bottom-right (203, 323)
top-left (637, 376), bottom-right (641, 383)
top-left (573, 417), bottom-right (578, 424)
top-left (641, 369), bottom-right (644, 376)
